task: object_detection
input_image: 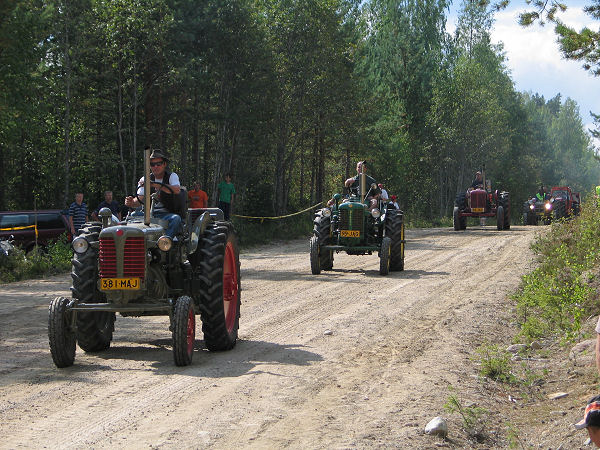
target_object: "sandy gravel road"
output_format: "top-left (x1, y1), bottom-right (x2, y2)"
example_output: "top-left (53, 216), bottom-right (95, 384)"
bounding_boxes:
top-left (0, 225), bottom-right (538, 448)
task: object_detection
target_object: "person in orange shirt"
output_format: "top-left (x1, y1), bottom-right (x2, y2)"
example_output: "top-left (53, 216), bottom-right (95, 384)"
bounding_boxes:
top-left (188, 181), bottom-right (208, 209)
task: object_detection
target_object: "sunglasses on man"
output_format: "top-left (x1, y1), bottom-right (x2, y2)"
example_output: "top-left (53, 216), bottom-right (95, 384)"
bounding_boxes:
top-left (150, 161), bottom-right (164, 167)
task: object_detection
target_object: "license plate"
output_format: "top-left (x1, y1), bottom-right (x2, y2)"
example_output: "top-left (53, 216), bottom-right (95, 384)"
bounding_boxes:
top-left (472, 208), bottom-right (484, 213)
top-left (100, 278), bottom-right (140, 290)
top-left (340, 230), bottom-right (360, 237)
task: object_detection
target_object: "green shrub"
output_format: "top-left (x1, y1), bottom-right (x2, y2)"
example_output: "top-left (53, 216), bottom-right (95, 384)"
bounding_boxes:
top-left (513, 193), bottom-right (600, 343)
top-left (475, 344), bottom-right (515, 383)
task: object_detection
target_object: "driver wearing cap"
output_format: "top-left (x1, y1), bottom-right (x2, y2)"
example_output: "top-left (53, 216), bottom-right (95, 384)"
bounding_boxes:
top-left (125, 149), bottom-right (182, 238)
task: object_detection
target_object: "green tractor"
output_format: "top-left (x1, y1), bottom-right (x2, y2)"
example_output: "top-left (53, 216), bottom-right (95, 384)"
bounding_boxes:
top-left (48, 148), bottom-right (241, 367)
top-left (310, 173), bottom-right (405, 275)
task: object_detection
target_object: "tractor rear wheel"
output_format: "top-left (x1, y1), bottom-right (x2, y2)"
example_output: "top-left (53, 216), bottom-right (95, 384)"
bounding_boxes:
top-left (496, 205), bottom-right (504, 231)
top-left (71, 229), bottom-right (115, 352)
top-left (379, 237), bottom-right (391, 275)
top-left (48, 296), bottom-right (76, 368)
top-left (310, 236), bottom-right (321, 275)
top-left (554, 201), bottom-right (566, 220)
top-left (172, 295), bottom-right (195, 366)
top-left (197, 222), bottom-right (241, 351)
top-left (313, 211), bottom-right (333, 270)
top-left (385, 209), bottom-right (404, 271)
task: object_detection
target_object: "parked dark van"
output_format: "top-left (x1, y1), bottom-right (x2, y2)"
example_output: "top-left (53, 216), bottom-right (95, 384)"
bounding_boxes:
top-left (0, 210), bottom-right (71, 251)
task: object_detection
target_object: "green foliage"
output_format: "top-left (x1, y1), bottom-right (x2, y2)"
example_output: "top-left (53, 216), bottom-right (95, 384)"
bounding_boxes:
top-left (475, 343), bottom-right (515, 383)
top-left (0, 237), bottom-right (72, 283)
top-left (444, 385), bottom-right (488, 438)
top-left (0, 0), bottom-right (597, 229)
top-left (513, 194), bottom-right (600, 342)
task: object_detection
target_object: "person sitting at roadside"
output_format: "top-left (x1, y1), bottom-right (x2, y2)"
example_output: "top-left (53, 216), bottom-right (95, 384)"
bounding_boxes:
top-left (575, 395), bottom-right (600, 446)
top-left (124, 149), bottom-right (182, 238)
top-left (92, 190), bottom-right (121, 221)
top-left (344, 160), bottom-right (380, 210)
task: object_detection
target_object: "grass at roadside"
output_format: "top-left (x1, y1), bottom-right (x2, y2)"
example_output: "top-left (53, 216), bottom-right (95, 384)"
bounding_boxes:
top-left (513, 194), bottom-right (600, 343)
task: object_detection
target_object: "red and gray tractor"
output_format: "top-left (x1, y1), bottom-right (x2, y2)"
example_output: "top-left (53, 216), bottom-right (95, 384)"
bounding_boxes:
top-left (48, 148), bottom-right (241, 367)
top-left (453, 171), bottom-right (510, 231)
top-left (550, 186), bottom-right (581, 220)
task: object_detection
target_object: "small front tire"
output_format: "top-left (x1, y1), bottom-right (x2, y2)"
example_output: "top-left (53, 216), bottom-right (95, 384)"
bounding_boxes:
top-left (48, 296), bottom-right (76, 368)
top-left (379, 237), bottom-right (391, 276)
top-left (173, 295), bottom-right (195, 366)
top-left (310, 236), bottom-right (321, 275)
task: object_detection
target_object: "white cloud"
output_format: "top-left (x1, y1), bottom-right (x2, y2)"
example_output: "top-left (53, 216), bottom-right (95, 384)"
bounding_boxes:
top-left (490, 6), bottom-right (600, 119)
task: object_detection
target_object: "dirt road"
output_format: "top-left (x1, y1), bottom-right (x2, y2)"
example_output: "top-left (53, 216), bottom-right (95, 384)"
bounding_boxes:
top-left (0, 226), bottom-right (538, 448)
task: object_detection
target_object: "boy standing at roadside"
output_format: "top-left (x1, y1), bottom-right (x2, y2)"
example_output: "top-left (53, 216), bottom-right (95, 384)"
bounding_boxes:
top-left (217, 173), bottom-right (235, 220)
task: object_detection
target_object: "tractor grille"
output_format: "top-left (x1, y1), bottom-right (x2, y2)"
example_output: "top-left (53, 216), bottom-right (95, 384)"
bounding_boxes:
top-left (470, 191), bottom-right (487, 210)
top-left (99, 237), bottom-right (145, 279)
top-left (339, 208), bottom-right (363, 231)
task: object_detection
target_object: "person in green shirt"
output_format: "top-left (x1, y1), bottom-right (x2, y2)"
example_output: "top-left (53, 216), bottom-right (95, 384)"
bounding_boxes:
top-left (217, 173), bottom-right (236, 220)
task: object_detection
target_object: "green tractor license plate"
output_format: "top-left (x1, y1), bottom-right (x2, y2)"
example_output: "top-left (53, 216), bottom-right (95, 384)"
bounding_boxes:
top-left (100, 278), bottom-right (141, 290)
top-left (340, 230), bottom-right (360, 238)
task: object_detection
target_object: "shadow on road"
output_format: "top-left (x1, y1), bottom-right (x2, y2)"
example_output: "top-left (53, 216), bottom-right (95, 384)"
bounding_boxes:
top-left (84, 339), bottom-right (324, 378)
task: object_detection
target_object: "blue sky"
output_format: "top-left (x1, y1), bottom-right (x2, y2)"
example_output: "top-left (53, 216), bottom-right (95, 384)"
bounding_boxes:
top-left (447, 1), bottom-right (600, 147)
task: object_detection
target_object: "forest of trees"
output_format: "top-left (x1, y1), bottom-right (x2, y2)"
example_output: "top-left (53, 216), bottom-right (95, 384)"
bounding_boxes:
top-left (1, 0), bottom-right (599, 221)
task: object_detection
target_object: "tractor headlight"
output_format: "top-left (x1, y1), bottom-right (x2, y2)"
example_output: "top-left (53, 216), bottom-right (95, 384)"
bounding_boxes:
top-left (322, 208), bottom-right (331, 218)
top-left (72, 237), bottom-right (89, 254)
top-left (545, 203), bottom-right (552, 210)
top-left (371, 209), bottom-right (381, 218)
top-left (529, 204), bottom-right (535, 210)
top-left (157, 235), bottom-right (173, 252)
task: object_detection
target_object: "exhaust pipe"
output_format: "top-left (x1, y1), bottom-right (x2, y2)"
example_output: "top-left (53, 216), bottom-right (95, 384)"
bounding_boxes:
top-left (144, 147), bottom-right (151, 226)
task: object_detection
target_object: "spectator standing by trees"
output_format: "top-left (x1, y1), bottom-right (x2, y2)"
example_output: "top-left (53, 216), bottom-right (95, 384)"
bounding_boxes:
top-left (217, 173), bottom-right (235, 220)
top-left (188, 181), bottom-right (208, 209)
top-left (92, 190), bottom-right (121, 220)
top-left (69, 192), bottom-right (88, 237)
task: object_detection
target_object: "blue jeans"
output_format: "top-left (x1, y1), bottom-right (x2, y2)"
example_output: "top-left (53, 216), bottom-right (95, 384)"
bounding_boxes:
top-left (152, 211), bottom-right (182, 238)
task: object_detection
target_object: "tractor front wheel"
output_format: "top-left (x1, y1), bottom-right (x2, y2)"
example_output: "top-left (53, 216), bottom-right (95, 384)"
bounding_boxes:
top-left (379, 237), bottom-right (391, 275)
top-left (496, 206), bottom-right (504, 231)
top-left (172, 295), bottom-right (195, 366)
top-left (48, 296), bottom-right (76, 368)
top-left (453, 207), bottom-right (461, 231)
top-left (310, 236), bottom-right (321, 275)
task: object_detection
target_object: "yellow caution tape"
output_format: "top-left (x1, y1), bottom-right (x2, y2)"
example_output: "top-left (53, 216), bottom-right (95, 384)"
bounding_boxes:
top-left (232, 202), bottom-right (323, 221)
top-left (0, 224), bottom-right (38, 237)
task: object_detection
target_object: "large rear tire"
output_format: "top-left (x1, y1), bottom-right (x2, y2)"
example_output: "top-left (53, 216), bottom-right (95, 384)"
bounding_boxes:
top-left (385, 209), bottom-right (404, 271)
top-left (310, 235), bottom-right (321, 275)
top-left (554, 201), bottom-right (567, 220)
top-left (71, 228), bottom-right (115, 352)
top-left (173, 295), bottom-right (195, 366)
top-left (48, 296), bottom-right (76, 368)
top-left (379, 237), bottom-right (391, 275)
top-left (197, 222), bottom-right (241, 351)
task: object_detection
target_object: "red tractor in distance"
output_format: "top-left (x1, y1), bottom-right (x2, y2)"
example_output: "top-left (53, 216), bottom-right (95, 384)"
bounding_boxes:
top-left (453, 173), bottom-right (511, 231)
top-left (550, 186), bottom-right (581, 220)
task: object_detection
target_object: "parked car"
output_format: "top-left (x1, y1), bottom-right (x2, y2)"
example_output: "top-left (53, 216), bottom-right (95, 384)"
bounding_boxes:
top-left (0, 210), bottom-right (71, 252)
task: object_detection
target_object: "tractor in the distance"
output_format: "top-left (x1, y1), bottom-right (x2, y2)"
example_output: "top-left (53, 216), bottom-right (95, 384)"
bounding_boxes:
top-left (310, 172), bottom-right (404, 276)
top-left (550, 186), bottom-right (581, 220)
top-left (523, 195), bottom-right (552, 225)
top-left (453, 171), bottom-right (510, 231)
top-left (48, 148), bottom-right (241, 368)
